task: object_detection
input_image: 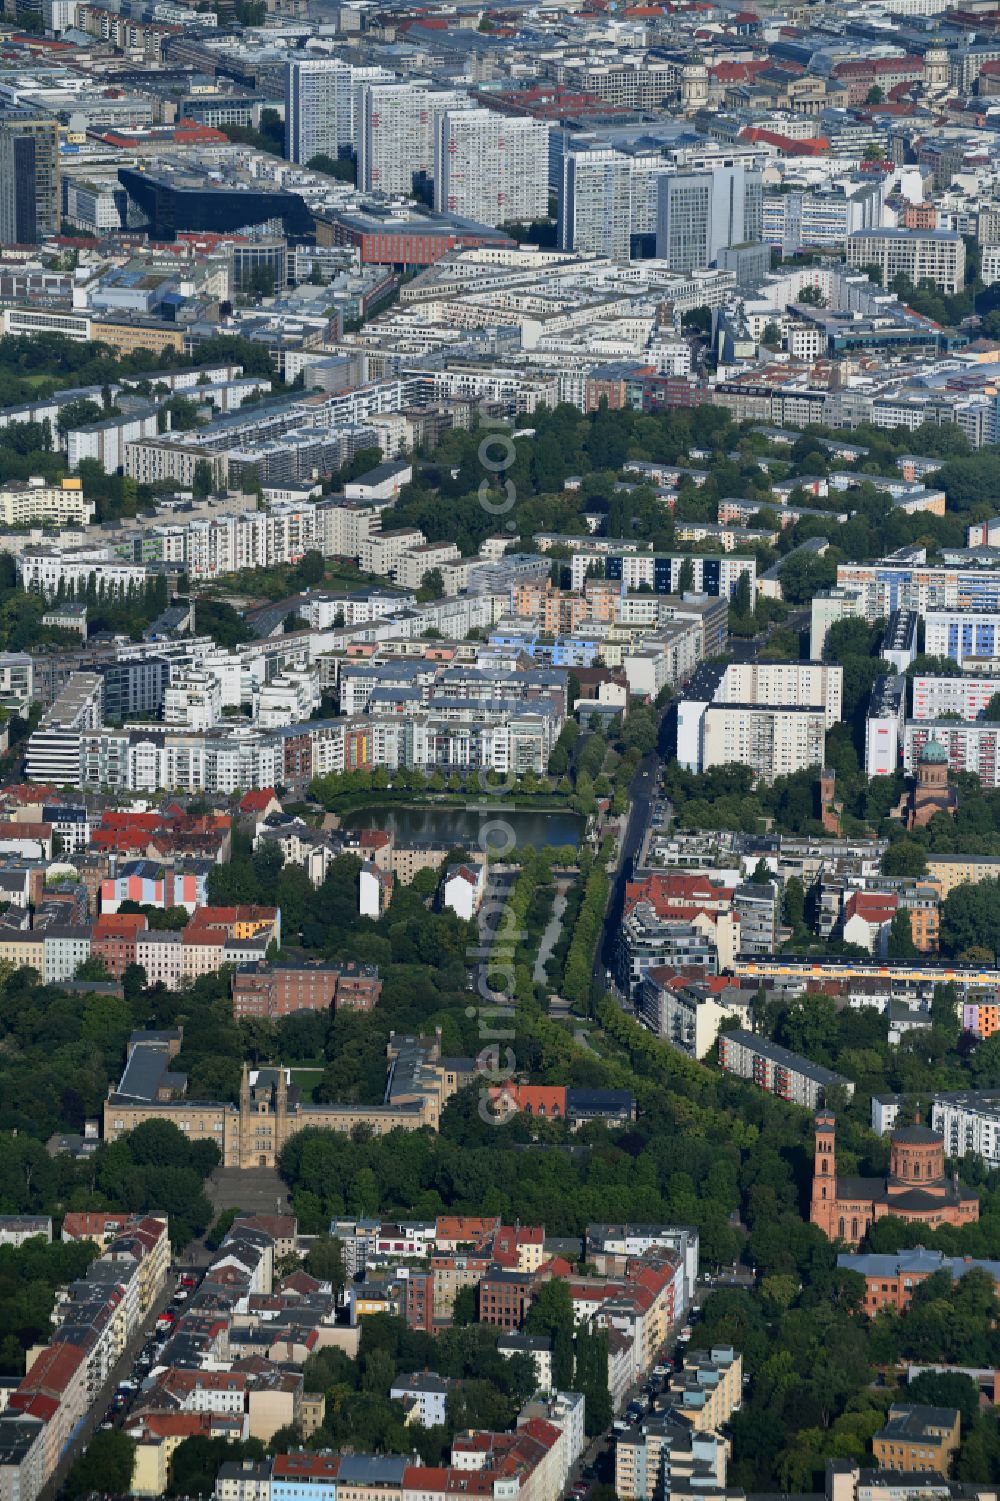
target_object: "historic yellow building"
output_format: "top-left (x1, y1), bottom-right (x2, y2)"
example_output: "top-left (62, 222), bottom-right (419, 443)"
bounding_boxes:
top-left (103, 1034), bottom-right (474, 1168)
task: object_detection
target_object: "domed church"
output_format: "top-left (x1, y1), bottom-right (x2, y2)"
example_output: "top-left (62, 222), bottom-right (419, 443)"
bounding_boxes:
top-left (893, 737), bottom-right (959, 831)
top-left (810, 1113), bottom-right (979, 1246)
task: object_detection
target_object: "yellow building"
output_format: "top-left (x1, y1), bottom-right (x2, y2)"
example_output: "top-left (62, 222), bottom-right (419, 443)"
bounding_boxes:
top-left (0, 478), bottom-right (93, 529)
top-left (92, 319), bottom-right (186, 358)
top-left (104, 1036), bottom-right (472, 1168)
top-left (873, 1405), bottom-right (960, 1474)
top-left (0, 931), bottom-right (44, 973)
top-left (926, 855), bottom-right (1000, 899)
top-left (666, 1347), bottom-right (743, 1432)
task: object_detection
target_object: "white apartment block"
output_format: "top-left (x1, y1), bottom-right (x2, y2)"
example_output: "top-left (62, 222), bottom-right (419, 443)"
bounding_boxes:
top-left (395, 542), bottom-right (462, 590)
top-left (17, 547), bottom-right (146, 599)
top-left (932, 1093), bottom-right (1000, 1167)
top-left (66, 410), bottom-right (161, 474)
top-left (185, 506), bottom-right (321, 579)
top-left (911, 675), bottom-right (1000, 720)
top-left (924, 609), bottom-right (1000, 665)
top-left (559, 144), bottom-right (632, 262)
top-left (360, 528), bottom-right (427, 579)
top-left (254, 668), bottom-right (321, 729)
top-left (299, 589), bottom-right (413, 629)
top-left (846, 228), bottom-right (966, 294)
top-left (316, 500), bottom-right (384, 560)
top-left (640, 976), bottom-right (746, 1060)
top-left (163, 668), bottom-right (223, 733)
top-left (434, 110), bottom-right (549, 228)
top-left (0, 653), bottom-right (33, 709)
top-left (44, 929), bottom-right (92, 985)
top-left (715, 660), bottom-right (843, 727)
top-left (701, 704), bottom-right (827, 782)
top-left (0, 479), bottom-right (94, 529)
top-left (903, 720), bottom-right (1000, 788)
top-left (81, 727), bottom-right (282, 796)
top-left (359, 82), bottom-right (472, 194)
top-left (285, 58), bottom-right (394, 164)
top-left (75, 698), bottom-right (559, 794)
top-left (810, 588), bottom-right (864, 660)
top-left (25, 673), bottom-right (104, 785)
top-left (764, 181), bottom-right (886, 254)
top-left (124, 439), bottom-right (227, 490)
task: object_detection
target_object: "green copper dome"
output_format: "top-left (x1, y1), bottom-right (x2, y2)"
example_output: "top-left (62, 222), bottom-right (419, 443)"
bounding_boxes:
top-left (920, 738), bottom-right (948, 764)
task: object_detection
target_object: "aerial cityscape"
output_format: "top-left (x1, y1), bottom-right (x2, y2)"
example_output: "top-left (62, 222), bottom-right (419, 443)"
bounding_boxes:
top-left (7, 0), bottom-right (1000, 1497)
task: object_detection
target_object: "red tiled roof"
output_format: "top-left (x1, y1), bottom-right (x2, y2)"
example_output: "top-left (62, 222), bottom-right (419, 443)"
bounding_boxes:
top-left (740, 127), bottom-right (830, 155)
top-left (845, 891), bottom-right (898, 921)
top-left (239, 788), bottom-right (278, 812)
top-left (274, 1453), bottom-right (341, 1478)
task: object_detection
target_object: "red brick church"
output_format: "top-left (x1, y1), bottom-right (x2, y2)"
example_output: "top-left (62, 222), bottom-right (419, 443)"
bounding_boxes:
top-left (810, 1113), bottom-right (979, 1246)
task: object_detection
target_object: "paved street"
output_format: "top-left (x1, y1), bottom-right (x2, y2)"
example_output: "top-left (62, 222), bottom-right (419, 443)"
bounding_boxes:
top-left (38, 1275), bottom-right (175, 1501)
top-left (596, 750), bottom-right (659, 983)
top-left (534, 878), bottom-right (570, 984)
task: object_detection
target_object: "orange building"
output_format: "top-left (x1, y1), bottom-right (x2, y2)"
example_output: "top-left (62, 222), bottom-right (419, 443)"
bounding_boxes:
top-left (583, 579), bottom-right (621, 623)
top-left (838, 1248), bottom-right (1000, 1315)
top-left (810, 1114), bottom-right (979, 1246)
top-left (905, 885), bottom-right (941, 952)
top-left (488, 1083), bottom-right (567, 1120)
top-left (963, 999), bottom-right (1000, 1038)
top-left (903, 203), bottom-right (940, 230)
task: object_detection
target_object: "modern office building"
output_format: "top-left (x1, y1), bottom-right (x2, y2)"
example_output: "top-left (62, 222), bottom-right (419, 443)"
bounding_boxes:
top-left (847, 228), bottom-right (966, 294)
top-left (434, 109), bottom-right (549, 228)
top-left (0, 108), bottom-right (60, 243)
top-left (656, 167), bottom-right (763, 273)
top-left (118, 168), bottom-right (312, 242)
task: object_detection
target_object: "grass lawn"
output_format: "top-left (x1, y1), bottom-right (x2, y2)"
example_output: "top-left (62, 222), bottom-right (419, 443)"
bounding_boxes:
top-left (322, 562), bottom-right (407, 593)
top-left (289, 1066), bottom-right (324, 1101)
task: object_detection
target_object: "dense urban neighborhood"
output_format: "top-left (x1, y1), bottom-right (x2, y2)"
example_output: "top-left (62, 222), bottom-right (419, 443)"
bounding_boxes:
top-left (12, 0), bottom-right (1000, 1497)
